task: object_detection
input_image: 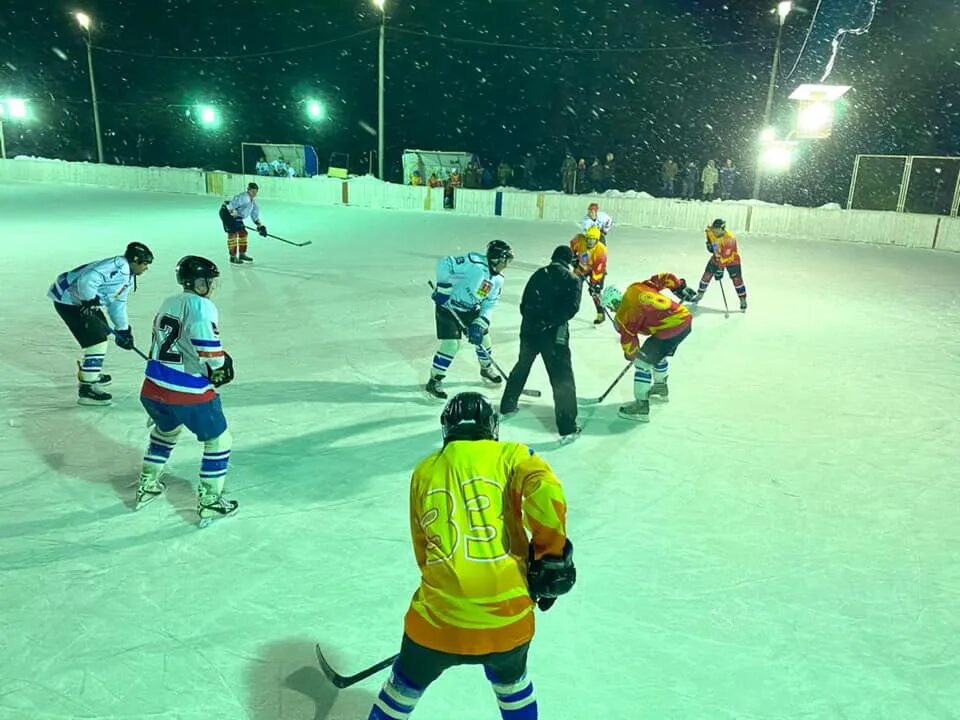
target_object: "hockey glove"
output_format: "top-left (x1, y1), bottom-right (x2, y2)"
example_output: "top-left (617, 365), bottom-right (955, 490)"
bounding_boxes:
top-left (431, 282), bottom-right (452, 308)
top-left (257, 224), bottom-right (268, 237)
top-left (705, 240), bottom-right (716, 253)
top-left (208, 352), bottom-right (235, 387)
top-left (527, 539), bottom-right (576, 612)
top-left (467, 320), bottom-right (486, 346)
top-left (679, 286), bottom-right (699, 302)
top-left (114, 327), bottom-right (135, 350)
top-left (79, 297), bottom-right (101, 319)
top-left (714, 268), bottom-right (724, 281)
top-left (588, 282), bottom-right (603, 298)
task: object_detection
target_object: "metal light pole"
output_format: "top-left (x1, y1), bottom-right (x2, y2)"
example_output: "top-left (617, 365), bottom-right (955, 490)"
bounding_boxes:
top-left (75, 12), bottom-right (104, 163)
top-left (0, 119), bottom-right (5, 160)
top-left (752, 1), bottom-right (792, 199)
top-left (373, 0), bottom-right (386, 180)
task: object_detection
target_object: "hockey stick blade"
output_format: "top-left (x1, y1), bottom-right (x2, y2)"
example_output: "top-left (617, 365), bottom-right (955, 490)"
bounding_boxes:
top-left (316, 645), bottom-right (397, 689)
top-left (244, 226), bottom-right (312, 247)
top-left (426, 281), bottom-right (540, 398)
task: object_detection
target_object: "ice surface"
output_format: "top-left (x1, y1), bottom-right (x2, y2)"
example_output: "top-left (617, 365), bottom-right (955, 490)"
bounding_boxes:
top-left (1, 181), bottom-right (959, 719)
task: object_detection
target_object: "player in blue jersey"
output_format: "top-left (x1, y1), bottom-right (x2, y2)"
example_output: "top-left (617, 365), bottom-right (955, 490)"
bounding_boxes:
top-left (426, 240), bottom-right (514, 400)
top-left (135, 255), bottom-right (238, 527)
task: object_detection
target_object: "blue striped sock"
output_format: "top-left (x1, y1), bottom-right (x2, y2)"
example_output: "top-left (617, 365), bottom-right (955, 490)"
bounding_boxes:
top-left (431, 351), bottom-right (455, 376)
top-left (368, 668), bottom-right (422, 720)
top-left (143, 431), bottom-right (176, 472)
top-left (199, 449), bottom-right (230, 495)
top-left (485, 669), bottom-right (538, 720)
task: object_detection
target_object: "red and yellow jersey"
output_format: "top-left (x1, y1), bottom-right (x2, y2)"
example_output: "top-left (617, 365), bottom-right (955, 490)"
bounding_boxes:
top-left (705, 226), bottom-right (741, 267)
top-left (405, 439), bottom-right (568, 656)
top-left (569, 234), bottom-right (608, 283)
top-left (614, 274), bottom-right (692, 354)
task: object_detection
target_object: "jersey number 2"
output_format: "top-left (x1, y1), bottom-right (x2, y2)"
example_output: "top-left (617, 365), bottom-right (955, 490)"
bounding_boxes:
top-left (153, 315), bottom-right (183, 363)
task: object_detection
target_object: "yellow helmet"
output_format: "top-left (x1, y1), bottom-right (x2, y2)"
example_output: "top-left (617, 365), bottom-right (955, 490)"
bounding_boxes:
top-left (585, 226), bottom-right (602, 242)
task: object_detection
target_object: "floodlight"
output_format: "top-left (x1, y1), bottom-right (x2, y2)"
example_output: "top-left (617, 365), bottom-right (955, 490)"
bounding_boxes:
top-left (197, 105), bottom-right (219, 128)
top-left (777, 1), bottom-right (793, 22)
top-left (3, 98), bottom-right (28, 119)
top-left (759, 127), bottom-right (777, 143)
top-left (306, 99), bottom-right (325, 120)
top-left (760, 142), bottom-right (795, 172)
top-left (75, 11), bottom-right (91, 30)
top-left (372, 0), bottom-right (385, 10)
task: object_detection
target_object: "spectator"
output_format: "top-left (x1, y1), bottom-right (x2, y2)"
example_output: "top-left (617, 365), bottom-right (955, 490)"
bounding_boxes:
top-left (661, 156), bottom-right (679, 197)
top-left (444, 168), bottom-right (462, 209)
top-left (587, 157), bottom-right (604, 193)
top-left (576, 158), bottom-right (588, 193)
top-left (427, 172), bottom-right (443, 188)
top-left (497, 160), bottom-right (513, 187)
top-left (481, 163), bottom-right (493, 188)
top-left (255, 156), bottom-right (270, 176)
top-left (561, 154), bottom-right (577, 194)
top-left (286, 163), bottom-right (297, 178)
top-left (523, 153), bottom-right (538, 190)
top-left (719, 159), bottom-right (739, 200)
top-left (411, 169), bottom-right (424, 186)
top-left (603, 152), bottom-right (617, 191)
top-left (681, 161), bottom-right (699, 200)
top-left (464, 161), bottom-right (482, 189)
top-left (701, 159), bottom-right (719, 201)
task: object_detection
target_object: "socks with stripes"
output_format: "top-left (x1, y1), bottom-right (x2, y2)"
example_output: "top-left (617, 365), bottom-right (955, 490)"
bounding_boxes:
top-left (485, 668), bottom-right (538, 720)
top-left (368, 668), bottom-right (423, 720)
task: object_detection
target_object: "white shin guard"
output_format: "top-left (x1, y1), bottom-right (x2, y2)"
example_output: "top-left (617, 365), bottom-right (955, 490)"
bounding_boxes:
top-left (633, 358), bottom-right (654, 401)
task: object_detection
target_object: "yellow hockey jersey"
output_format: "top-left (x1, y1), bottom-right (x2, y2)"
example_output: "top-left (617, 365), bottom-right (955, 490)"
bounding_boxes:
top-left (404, 439), bottom-right (568, 656)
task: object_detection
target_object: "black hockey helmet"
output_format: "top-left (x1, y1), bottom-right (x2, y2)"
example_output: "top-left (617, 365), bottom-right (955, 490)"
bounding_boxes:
top-left (551, 245), bottom-right (576, 268)
top-left (441, 392), bottom-right (499, 444)
top-left (711, 218), bottom-right (726, 231)
top-left (124, 242), bottom-right (154, 265)
top-left (487, 239), bottom-right (514, 266)
top-left (176, 255), bottom-right (220, 293)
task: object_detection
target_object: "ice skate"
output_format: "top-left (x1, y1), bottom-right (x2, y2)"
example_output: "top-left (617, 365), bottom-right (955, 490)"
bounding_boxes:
top-left (593, 312), bottom-right (605, 325)
top-left (739, 297), bottom-right (747, 312)
top-left (197, 493), bottom-right (239, 528)
top-left (76, 363), bottom-right (111, 387)
top-left (135, 472), bottom-right (166, 510)
top-left (618, 400), bottom-right (650, 423)
top-left (229, 256), bottom-right (242, 264)
top-left (425, 375), bottom-right (448, 400)
top-left (648, 382), bottom-right (669, 401)
top-left (78, 383), bottom-right (112, 406)
top-left (559, 426), bottom-right (582, 445)
top-left (480, 366), bottom-right (503, 384)
top-left (239, 253), bottom-right (254, 263)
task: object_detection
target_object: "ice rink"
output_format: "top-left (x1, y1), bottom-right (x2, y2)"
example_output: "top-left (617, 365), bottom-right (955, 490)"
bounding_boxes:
top-left (1, 180), bottom-right (959, 720)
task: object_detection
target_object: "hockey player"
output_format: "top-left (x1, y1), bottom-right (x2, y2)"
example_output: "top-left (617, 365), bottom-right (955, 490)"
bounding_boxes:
top-left (367, 392), bottom-right (575, 720)
top-left (579, 201), bottom-right (613, 243)
top-left (570, 225), bottom-right (608, 324)
top-left (48, 242), bottom-right (154, 406)
top-left (219, 182), bottom-right (267, 264)
top-left (426, 240), bottom-right (514, 400)
top-left (136, 255), bottom-right (238, 527)
top-left (601, 273), bottom-right (698, 423)
top-left (691, 218), bottom-right (747, 311)
top-left (500, 246), bottom-right (581, 440)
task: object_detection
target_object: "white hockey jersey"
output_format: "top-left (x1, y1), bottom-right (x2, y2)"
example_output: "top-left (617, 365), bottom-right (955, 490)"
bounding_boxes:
top-left (435, 252), bottom-right (504, 325)
top-left (47, 256), bottom-right (134, 330)
top-left (141, 293), bottom-right (226, 405)
top-left (226, 191), bottom-right (261, 223)
top-left (580, 210), bottom-right (614, 236)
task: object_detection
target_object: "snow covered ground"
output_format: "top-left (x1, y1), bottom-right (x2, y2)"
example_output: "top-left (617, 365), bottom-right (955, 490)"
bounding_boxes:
top-left (1, 180), bottom-right (958, 720)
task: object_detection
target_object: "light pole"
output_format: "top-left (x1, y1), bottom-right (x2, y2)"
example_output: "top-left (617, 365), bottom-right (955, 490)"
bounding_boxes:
top-left (373, 0), bottom-right (385, 180)
top-left (75, 12), bottom-right (104, 163)
top-left (752, 1), bottom-right (792, 199)
top-left (0, 98), bottom-right (29, 160)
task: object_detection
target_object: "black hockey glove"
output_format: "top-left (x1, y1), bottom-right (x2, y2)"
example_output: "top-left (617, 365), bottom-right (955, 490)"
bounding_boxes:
top-left (705, 240), bottom-right (715, 253)
top-left (208, 352), bottom-right (235, 387)
top-left (714, 268), bottom-right (724, 281)
top-left (527, 539), bottom-right (576, 612)
top-left (257, 224), bottom-right (268, 237)
top-left (114, 327), bottom-right (135, 350)
top-left (79, 297), bottom-right (101, 318)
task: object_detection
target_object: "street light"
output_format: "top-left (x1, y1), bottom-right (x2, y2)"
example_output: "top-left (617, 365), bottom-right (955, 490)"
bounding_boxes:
top-left (752, 1), bottom-right (793, 198)
top-left (74, 11), bottom-right (104, 163)
top-left (373, 0), bottom-right (385, 179)
top-left (0, 98), bottom-right (30, 159)
top-left (196, 105), bottom-right (220, 128)
top-left (306, 99), bottom-right (325, 121)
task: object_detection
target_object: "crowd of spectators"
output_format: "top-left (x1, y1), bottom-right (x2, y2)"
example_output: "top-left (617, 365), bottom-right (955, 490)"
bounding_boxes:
top-left (255, 156), bottom-right (298, 178)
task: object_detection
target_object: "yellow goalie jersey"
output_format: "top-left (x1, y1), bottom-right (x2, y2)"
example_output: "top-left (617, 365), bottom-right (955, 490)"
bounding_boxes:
top-left (404, 439), bottom-right (568, 656)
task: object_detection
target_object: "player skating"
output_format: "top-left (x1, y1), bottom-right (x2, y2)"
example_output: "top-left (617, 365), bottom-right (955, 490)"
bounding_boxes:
top-left (219, 182), bottom-right (267, 264)
top-left (690, 218), bottom-right (748, 311)
top-left (136, 256), bottom-right (238, 527)
top-left (47, 242), bottom-right (154, 406)
top-left (500, 246), bottom-right (582, 441)
top-left (426, 240), bottom-right (514, 400)
top-left (570, 225), bottom-right (608, 324)
top-left (601, 273), bottom-right (698, 423)
top-left (366, 392), bottom-right (575, 720)
top-left (579, 202), bottom-right (613, 244)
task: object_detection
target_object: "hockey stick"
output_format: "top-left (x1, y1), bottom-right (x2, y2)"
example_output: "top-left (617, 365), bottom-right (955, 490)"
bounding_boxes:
top-left (717, 276), bottom-right (730, 319)
top-left (428, 282), bottom-right (541, 398)
top-left (100, 322), bottom-right (150, 361)
top-left (316, 645), bottom-right (397, 689)
top-left (244, 225), bottom-right (313, 247)
top-left (586, 360), bottom-right (634, 405)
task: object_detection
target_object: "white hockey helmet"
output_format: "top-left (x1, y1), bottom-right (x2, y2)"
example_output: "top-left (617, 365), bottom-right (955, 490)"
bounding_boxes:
top-left (601, 286), bottom-right (622, 311)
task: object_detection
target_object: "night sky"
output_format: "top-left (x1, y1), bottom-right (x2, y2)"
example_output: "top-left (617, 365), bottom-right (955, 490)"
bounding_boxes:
top-left (2, 0), bottom-right (958, 206)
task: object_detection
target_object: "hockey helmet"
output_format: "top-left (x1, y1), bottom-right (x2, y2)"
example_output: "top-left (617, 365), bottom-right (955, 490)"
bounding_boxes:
top-left (487, 239), bottom-right (514, 266)
top-left (441, 392), bottom-right (499, 444)
top-left (585, 226), bottom-right (602, 242)
top-left (601, 286), bottom-right (623, 311)
top-left (176, 255), bottom-right (220, 295)
top-left (711, 218), bottom-right (726, 231)
top-left (124, 242), bottom-right (154, 265)
top-left (551, 245), bottom-right (576, 267)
